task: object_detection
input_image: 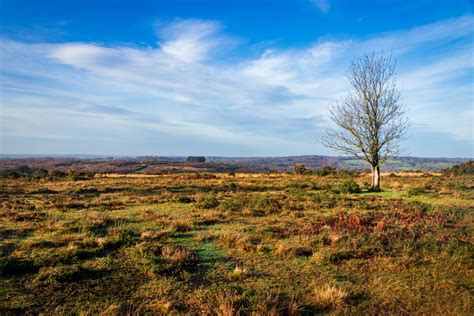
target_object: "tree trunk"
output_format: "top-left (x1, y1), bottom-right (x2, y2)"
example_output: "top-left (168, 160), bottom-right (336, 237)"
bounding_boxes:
top-left (371, 165), bottom-right (381, 191)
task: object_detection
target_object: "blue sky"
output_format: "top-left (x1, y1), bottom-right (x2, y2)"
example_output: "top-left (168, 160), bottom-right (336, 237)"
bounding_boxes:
top-left (0, 0), bottom-right (473, 157)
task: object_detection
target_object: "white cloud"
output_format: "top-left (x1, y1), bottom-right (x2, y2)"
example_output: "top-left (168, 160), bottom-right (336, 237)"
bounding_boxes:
top-left (157, 19), bottom-right (222, 63)
top-left (49, 43), bottom-right (113, 68)
top-left (154, 19), bottom-right (239, 63)
top-left (309, 41), bottom-right (348, 63)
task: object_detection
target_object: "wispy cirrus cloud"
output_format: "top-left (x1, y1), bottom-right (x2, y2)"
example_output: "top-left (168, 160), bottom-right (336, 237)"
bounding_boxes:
top-left (156, 19), bottom-right (235, 63)
top-left (0, 15), bottom-right (473, 156)
top-left (311, 0), bottom-right (330, 14)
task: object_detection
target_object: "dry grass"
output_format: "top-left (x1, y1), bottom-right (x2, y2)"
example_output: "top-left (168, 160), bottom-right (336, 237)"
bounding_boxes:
top-left (311, 284), bottom-right (347, 308)
top-left (229, 265), bottom-right (247, 279)
top-left (0, 172), bottom-right (472, 314)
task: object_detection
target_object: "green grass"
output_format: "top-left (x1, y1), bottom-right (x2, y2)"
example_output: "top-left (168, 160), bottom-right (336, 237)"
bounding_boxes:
top-left (358, 189), bottom-right (404, 197)
top-left (0, 172), bottom-right (473, 314)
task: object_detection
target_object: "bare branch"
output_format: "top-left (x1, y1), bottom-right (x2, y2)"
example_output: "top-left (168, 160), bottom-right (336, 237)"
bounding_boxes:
top-left (322, 52), bottom-right (410, 189)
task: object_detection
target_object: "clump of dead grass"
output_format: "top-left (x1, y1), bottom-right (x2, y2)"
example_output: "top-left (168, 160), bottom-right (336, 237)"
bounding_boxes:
top-left (311, 284), bottom-right (347, 309)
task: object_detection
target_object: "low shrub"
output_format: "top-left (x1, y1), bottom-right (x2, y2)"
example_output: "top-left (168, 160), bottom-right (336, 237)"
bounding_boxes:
top-left (316, 166), bottom-right (336, 176)
top-left (69, 171), bottom-right (95, 181)
top-left (338, 179), bottom-right (361, 194)
top-left (50, 169), bottom-right (67, 179)
top-left (220, 197), bottom-right (246, 212)
top-left (198, 195), bottom-right (219, 209)
top-left (442, 160), bottom-right (473, 176)
top-left (32, 169), bottom-right (49, 180)
top-left (293, 247), bottom-right (313, 257)
top-left (338, 169), bottom-right (360, 177)
top-left (226, 182), bottom-right (239, 190)
top-left (310, 191), bottom-right (338, 208)
top-left (251, 194), bottom-right (282, 215)
top-left (294, 164), bottom-right (312, 175)
top-left (0, 169), bottom-right (21, 179)
top-left (177, 196), bottom-right (195, 203)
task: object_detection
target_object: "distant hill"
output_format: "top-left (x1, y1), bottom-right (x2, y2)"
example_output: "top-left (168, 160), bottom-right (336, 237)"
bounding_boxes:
top-left (206, 156), bottom-right (469, 172)
top-left (0, 155), bottom-right (469, 174)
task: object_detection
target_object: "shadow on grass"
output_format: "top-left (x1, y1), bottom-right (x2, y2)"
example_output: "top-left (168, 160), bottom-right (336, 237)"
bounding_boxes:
top-left (357, 189), bottom-right (403, 197)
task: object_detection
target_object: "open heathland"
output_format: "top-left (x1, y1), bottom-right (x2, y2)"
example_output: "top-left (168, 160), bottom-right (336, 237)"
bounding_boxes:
top-left (0, 172), bottom-right (473, 314)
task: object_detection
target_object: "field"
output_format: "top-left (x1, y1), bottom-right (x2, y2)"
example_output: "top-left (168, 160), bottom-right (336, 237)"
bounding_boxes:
top-left (1, 172), bottom-right (473, 314)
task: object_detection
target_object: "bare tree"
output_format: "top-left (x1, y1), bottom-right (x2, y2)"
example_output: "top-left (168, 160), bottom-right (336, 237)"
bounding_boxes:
top-left (323, 52), bottom-right (410, 191)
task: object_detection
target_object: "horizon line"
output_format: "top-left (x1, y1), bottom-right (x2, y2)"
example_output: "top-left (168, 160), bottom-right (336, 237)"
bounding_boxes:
top-left (0, 154), bottom-right (471, 160)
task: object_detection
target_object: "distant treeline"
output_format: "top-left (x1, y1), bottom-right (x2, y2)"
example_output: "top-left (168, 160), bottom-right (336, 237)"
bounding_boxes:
top-left (0, 165), bottom-right (95, 181)
top-left (186, 156), bottom-right (206, 162)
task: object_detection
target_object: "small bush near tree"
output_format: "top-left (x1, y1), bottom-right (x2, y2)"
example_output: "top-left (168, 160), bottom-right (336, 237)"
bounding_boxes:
top-left (338, 179), bottom-right (361, 194)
